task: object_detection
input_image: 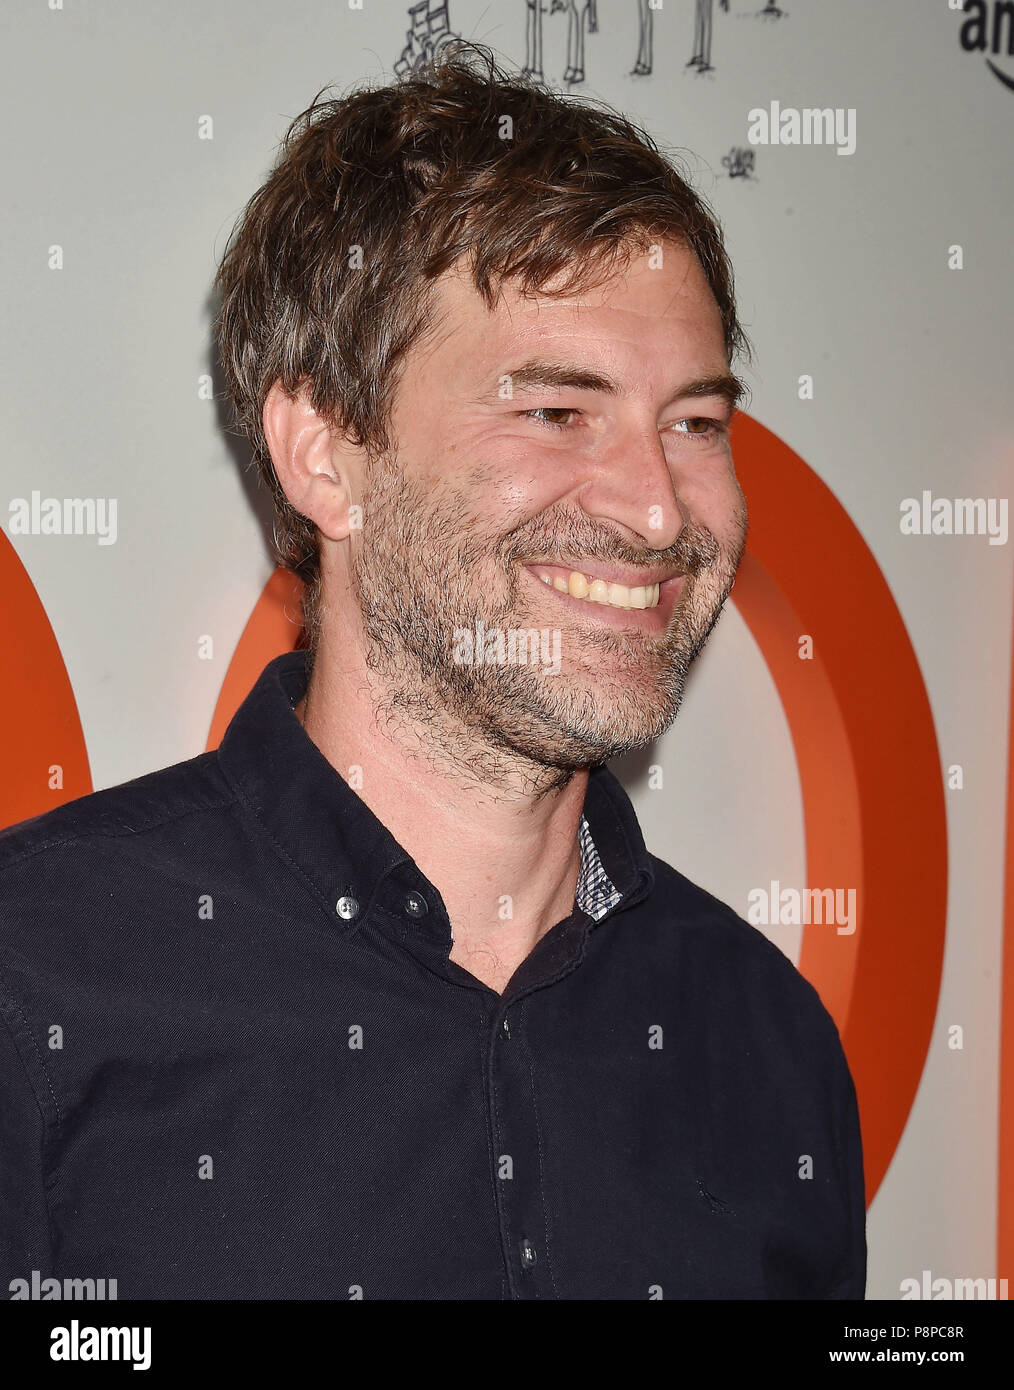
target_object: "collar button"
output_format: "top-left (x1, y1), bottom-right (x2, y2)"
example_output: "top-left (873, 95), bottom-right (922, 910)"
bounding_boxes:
top-left (404, 891), bottom-right (428, 919)
top-left (336, 895), bottom-right (360, 921)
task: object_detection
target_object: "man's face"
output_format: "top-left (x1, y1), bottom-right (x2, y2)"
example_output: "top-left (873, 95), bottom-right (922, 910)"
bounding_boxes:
top-left (348, 238), bottom-right (747, 772)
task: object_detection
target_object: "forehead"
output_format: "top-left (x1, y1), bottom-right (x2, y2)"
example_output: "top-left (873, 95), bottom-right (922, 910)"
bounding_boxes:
top-left (416, 239), bottom-right (728, 385)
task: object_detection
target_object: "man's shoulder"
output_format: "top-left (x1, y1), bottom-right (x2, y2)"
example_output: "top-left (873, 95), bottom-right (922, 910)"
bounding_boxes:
top-left (645, 852), bottom-right (842, 1043)
top-left (0, 749), bottom-right (235, 881)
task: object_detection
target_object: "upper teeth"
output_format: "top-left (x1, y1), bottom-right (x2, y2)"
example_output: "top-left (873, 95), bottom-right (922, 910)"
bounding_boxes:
top-left (535, 570), bottom-right (661, 610)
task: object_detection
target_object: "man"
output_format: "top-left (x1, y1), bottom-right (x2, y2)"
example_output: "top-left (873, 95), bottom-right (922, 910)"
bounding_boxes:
top-left (0, 50), bottom-right (866, 1299)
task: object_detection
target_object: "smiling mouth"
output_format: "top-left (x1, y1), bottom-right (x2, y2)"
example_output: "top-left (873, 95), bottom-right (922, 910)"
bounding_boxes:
top-left (525, 564), bottom-right (677, 612)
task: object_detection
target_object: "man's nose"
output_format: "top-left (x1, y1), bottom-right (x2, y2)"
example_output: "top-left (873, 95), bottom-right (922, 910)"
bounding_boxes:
top-left (576, 426), bottom-right (685, 550)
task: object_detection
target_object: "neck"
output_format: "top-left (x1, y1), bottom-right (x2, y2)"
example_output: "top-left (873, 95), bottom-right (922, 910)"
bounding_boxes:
top-left (295, 623), bottom-right (589, 995)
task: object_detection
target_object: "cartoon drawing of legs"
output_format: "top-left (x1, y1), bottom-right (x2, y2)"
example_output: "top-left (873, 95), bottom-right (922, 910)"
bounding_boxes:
top-left (525, 0), bottom-right (545, 80)
top-left (632, 0), bottom-right (652, 75)
top-left (688, 0), bottom-right (728, 72)
top-left (560, 0), bottom-right (597, 84)
top-left (688, 0), bottom-right (713, 70)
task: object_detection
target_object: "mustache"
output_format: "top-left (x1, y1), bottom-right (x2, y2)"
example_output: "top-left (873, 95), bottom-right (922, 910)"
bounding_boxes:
top-left (504, 519), bottom-right (721, 578)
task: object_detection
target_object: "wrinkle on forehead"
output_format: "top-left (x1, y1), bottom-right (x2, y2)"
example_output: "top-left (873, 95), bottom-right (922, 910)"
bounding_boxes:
top-left (397, 240), bottom-right (726, 411)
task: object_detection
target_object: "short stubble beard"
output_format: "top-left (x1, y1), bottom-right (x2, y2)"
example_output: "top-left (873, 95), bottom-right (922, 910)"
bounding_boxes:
top-left (349, 450), bottom-right (745, 797)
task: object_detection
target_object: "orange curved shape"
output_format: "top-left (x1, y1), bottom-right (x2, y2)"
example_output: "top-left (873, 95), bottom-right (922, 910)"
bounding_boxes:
top-left (0, 531), bottom-right (92, 828)
top-left (731, 413), bottom-right (947, 1203)
top-left (205, 567), bottom-right (306, 750)
top-left (207, 413), bottom-right (948, 1206)
top-left (733, 550), bottom-right (864, 1030)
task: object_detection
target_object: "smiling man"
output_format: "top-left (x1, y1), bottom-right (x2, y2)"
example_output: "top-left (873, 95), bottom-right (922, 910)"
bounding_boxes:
top-left (267, 245), bottom-right (747, 994)
top-left (0, 50), bottom-right (865, 1300)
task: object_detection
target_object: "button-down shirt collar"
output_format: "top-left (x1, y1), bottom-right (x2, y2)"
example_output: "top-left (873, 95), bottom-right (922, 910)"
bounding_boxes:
top-left (216, 650), bottom-right (652, 977)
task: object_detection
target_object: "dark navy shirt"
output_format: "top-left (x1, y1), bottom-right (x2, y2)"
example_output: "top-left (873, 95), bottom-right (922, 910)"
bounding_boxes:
top-left (0, 650), bottom-right (866, 1300)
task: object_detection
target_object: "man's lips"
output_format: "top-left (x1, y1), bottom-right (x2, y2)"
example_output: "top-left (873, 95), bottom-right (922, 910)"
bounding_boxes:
top-left (526, 559), bottom-right (684, 588)
top-left (522, 562), bottom-right (685, 629)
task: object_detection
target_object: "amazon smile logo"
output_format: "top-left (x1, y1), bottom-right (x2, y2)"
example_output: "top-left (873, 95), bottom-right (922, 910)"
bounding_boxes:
top-left (956, 0), bottom-right (1014, 93)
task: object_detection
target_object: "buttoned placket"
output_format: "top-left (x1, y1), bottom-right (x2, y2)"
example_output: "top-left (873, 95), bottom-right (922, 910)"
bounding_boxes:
top-left (489, 994), bottom-right (558, 1299)
top-left (483, 872), bottom-right (652, 1298)
top-left (484, 898), bottom-right (628, 1300)
top-left (326, 806), bottom-right (648, 1300)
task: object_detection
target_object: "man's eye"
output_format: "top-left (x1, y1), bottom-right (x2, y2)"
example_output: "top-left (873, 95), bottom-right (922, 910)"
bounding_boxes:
top-left (670, 417), bottom-right (723, 442)
top-left (524, 407), bottom-right (578, 429)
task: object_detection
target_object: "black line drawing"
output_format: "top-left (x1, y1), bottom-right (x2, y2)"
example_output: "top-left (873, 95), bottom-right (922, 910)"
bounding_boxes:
top-left (562, 0), bottom-right (598, 84)
top-left (721, 146), bottom-right (755, 178)
top-left (524, 0), bottom-right (598, 85)
top-left (633, 0), bottom-right (734, 80)
top-left (394, 0), bottom-right (784, 89)
top-left (631, 0), bottom-right (652, 75)
top-left (688, 0), bottom-right (730, 74)
top-left (394, 0), bottom-right (461, 77)
top-left (523, 0), bottom-right (546, 80)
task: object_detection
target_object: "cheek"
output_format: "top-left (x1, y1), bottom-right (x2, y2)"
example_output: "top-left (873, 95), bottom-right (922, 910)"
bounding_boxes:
top-left (480, 437), bottom-right (577, 524)
top-left (490, 474), bottom-right (551, 520)
top-left (678, 458), bottom-right (745, 530)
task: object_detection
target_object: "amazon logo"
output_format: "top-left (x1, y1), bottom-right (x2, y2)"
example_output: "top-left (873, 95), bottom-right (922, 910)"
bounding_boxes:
top-left (958, 0), bottom-right (1014, 93)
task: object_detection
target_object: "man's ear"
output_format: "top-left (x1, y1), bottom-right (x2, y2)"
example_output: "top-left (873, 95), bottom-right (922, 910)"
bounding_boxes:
top-left (262, 381), bottom-right (359, 543)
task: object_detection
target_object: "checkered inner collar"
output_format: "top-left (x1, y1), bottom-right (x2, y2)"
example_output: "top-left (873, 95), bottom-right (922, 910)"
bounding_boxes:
top-left (576, 814), bottom-right (622, 921)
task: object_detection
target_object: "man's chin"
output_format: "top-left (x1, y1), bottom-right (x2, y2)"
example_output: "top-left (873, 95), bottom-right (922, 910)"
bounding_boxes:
top-left (496, 713), bottom-right (679, 774)
top-left (473, 667), bottom-right (685, 771)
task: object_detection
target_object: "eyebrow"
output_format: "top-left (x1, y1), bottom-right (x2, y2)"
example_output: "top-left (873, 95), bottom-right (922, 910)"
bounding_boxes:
top-left (498, 358), bottom-right (747, 409)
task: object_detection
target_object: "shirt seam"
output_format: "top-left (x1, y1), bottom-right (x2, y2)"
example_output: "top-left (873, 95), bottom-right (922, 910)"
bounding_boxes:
top-left (0, 970), bottom-right (63, 1128)
top-left (487, 1013), bottom-right (517, 1297)
top-left (0, 791), bottom-right (236, 878)
top-left (0, 981), bottom-right (59, 1268)
top-left (518, 997), bottom-right (560, 1298)
top-left (591, 771), bottom-right (644, 868)
top-left (479, 1011), bottom-right (509, 1301)
top-left (216, 751), bottom-right (357, 931)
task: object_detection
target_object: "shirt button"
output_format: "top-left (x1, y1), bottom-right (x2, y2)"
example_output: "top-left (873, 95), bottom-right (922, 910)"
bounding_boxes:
top-left (403, 891), bottom-right (428, 918)
top-left (336, 895), bottom-right (360, 921)
top-left (520, 1239), bottom-right (537, 1269)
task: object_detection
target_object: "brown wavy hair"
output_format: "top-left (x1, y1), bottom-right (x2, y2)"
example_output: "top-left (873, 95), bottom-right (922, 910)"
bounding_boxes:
top-left (213, 45), bottom-right (750, 655)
